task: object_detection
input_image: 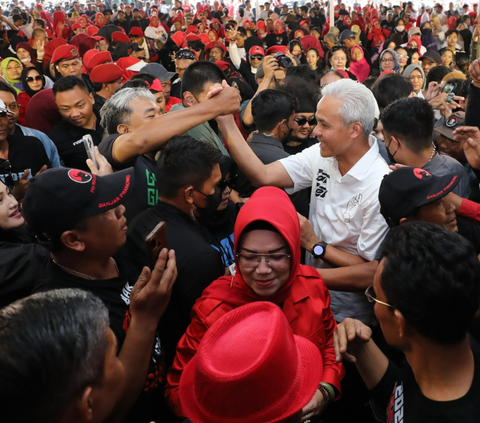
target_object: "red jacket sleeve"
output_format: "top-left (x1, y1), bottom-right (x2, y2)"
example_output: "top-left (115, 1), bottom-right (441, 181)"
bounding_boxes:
top-left (459, 198), bottom-right (480, 222)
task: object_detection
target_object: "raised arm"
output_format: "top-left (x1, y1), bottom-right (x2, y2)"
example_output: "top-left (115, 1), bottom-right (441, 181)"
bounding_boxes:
top-left (111, 84), bottom-right (241, 164)
top-left (217, 112), bottom-right (294, 188)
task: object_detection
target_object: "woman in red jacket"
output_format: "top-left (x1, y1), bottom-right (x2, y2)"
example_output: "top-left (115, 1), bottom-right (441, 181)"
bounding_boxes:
top-left (165, 186), bottom-right (344, 421)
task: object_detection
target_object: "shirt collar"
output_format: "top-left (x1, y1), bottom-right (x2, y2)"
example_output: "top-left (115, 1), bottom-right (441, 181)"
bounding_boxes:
top-left (340, 135), bottom-right (381, 181)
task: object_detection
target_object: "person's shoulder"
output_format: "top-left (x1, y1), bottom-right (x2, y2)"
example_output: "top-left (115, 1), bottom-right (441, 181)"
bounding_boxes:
top-left (8, 133), bottom-right (46, 149)
top-left (48, 118), bottom-right (70, 136)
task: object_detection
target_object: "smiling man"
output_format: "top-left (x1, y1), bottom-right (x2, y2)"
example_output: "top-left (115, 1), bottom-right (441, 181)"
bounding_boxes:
top-left (49, 76), bottom-right (104, 171)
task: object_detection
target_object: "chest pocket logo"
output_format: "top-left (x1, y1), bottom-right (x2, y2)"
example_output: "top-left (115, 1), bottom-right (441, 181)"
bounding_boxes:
top-left (344, 194), bottom-right (362, 223)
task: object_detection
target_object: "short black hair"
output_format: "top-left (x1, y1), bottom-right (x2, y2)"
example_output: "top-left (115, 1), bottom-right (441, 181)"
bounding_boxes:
top-left (33, 18), bottom-right (45, 27)
top-left (371, 74), bottom-right (413, 110)
top-left (380, 222), bottom-right (480, 345)
top-left (53, 76), bottom-right (89, 97)
top-left (186, 39), bottom-right (205, 52)
top-left (156, 135), bottom-right (224, 199)
top-left (453, 51), bottom-right (470, 76)
top-left (381, 97), bottom-right (434, 153)
top-left (286, 64), bottom-right (319, 85)
top-left (278, 76), bottom-right (320, 113)
top-left (181, 60), bottom-right (225, 98)
top-left (445, 28), bottom-right (459, 37)
top-left (251, 89), bottom-right (298, 133)
top-left (300, 5), bottom-right (308, 13)
top-left (0, 80), bottom-right (17, 100)
top-left (425, 65), bottom-right (450, 86)
top-left (237, 26), bottom-right (247, 37)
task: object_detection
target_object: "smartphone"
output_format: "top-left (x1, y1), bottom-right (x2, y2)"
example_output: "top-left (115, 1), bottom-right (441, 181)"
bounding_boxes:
top-left (443, 82), bottom-right (457, 95)
top-left (145, 221), bottom-right (167, 269)
top-left (82, 135), bottom-right (97, 168)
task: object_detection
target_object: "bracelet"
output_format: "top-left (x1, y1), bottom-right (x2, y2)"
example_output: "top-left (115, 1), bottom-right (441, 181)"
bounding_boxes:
top-left (320, 382), bottom-right (336, 402)
top-left (318, 384), bottom-right (331, 411)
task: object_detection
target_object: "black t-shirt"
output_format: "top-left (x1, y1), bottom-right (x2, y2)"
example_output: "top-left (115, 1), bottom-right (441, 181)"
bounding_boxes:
top-left (48, 118), bottom-right (104, 171)
top-left (0, 134), bottom-right (51, 188)
top-left (125, 201), bottom-right (225, 366)
top-left (370, 337), bottom-right (480, 423)
top-left (99, 133), bottom-right (158, 223)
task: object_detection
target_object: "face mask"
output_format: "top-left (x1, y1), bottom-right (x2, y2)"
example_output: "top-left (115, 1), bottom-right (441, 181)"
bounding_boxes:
top-left (20, 56), bottom-right (31, 63)
top-left (422, 27), bottom-right (432, 35)
top-left (386, 137), bottom-right (398, 164)
top-left (196, 185), bottom-right (223, 217)
top-left (396, 25), bottom-right (405, 32)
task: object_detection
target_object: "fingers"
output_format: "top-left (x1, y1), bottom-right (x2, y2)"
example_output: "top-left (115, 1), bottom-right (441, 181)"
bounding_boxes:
top-left (21, 169), bottom-right (30, 180)
top-left (133, 266), bottom-right (151, 293)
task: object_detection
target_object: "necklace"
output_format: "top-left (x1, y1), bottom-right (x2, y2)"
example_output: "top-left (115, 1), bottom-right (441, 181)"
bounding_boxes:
top-left (428, 145), bottom-right (437, 162)
top-left (52, 257), bottom-right (120, 280)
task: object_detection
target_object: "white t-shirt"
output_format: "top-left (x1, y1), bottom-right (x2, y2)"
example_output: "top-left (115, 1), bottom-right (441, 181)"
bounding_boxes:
top-left (279, 136), bottom-right (390, 324)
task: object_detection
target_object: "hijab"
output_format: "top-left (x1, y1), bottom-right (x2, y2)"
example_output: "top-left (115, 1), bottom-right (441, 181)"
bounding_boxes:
top-left (1, 58), bottom-right (24, 93)
top-left (200, 187), bottom-right (320, 307)
top-left (350, 45), bottom-right (370, 82)
top-left (78, 35), bottom-right (98, 57)
top-left (420, 22), bottom-right (437, 51)
top-left (16, 42), bottom-right (36, 65)
top-left (300, 35), bottom-right (324, 59)
top-left (274, 20), bottom-right (285, 34)
top-left (95, 12), bottom-right (106, 28)
top-left (20, 67), bottom-right (45, 98)
top-left (24, 88), bottom-right (61, 134)
top-left (53, 11), bottom-right (66, 38)
top-left (403, 63), bottom-right (426, 91)
top-left (149, 15), bottom-right (160, 28)
top-left (379, 48), bottom-right (400, 73)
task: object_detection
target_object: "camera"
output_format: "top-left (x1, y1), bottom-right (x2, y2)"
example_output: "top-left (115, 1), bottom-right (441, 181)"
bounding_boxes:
top-left (273, 52), bottom-right (293, 69)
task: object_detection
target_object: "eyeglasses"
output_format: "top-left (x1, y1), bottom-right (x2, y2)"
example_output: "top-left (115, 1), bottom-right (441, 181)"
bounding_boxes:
top-left (381, 57), bottom-right (395, 63)
top-left (397, 53), bottom-right (409, 59)
top-left (365, 285), bottom-right (395, 309)
top-left (236, 252), bottom-right (291, 270)
top-left (5, 102), bottom-right (18, 112)
top-left (407, 43), bottom-right (418, 49)
top-left (330, 45), bottom-right (347, 53)
top-left (217, 178), bottom-right (232, 191)
top-left (175, 49), bottom-right (197, 60)
top-left (25, 75), bottom-right (43, 82)
top-left (249, 54), bottom-right (264, 61)
top-left (294, 116), bottom-right (317, 126)
top-left (409, 75), bottom-right (423, 80)
top-left (6, 64), bottom-right (22, 71)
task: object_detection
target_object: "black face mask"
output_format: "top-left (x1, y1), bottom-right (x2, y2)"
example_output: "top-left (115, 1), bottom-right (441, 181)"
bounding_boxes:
top-left (386, 137), bottom-right (397, 164)
top-left (422, 27), bottom-right (432, 35)
top-left (196, 185), bottom-right (223, 217)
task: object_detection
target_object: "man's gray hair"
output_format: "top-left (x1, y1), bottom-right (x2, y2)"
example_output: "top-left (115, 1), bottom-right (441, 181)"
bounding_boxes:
top-left (100, 87), bottom-right (156, 135)
top-left (320, 79), bottom-right (376, 137)
top-left (324, 32), bottom-right (338, 43)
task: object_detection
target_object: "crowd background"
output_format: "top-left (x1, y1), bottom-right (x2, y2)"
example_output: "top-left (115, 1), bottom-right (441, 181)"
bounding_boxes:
top-left (1, 0), bottom-right (480, 423)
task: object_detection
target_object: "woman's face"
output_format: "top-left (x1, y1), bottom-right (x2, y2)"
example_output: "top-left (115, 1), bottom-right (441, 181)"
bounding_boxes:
top-left (387, 41), bottom-right (395, 50)
top-left (237, 229), bottom-right (291, 297)
top-left (442, 50), bottom-right (453, 66)
top-left (345, 17), bottom-right (351, 25)
top-left (99, 39), bottom-right (109, 52)
top-left (306, 50), bottom-right (319, 66)
top-left (0, 182), bottom-right (23, 230)
top-left (447, 32), bottom-right (458, 46)
top-left (26, 69), bottom-right (43, 92)
top-left (291, 45), bottom-right (302, 57)
top-left (208, 30), bottom-right (217, 41)
top-left (5, 61), bottom-right (22, 80)
top-left (423, 22), bottom-right (431, 29)
top-left (396, 48), bottom-right (408, 66)
top-left (16, 48), bottom-right (30, 61)
top-left (411, 51), bottom-right (420, 64)
top-left (380, 51), bottom-right (395, 71)
top-left (409, 69), bottom-right (423, 92)
top-left (217, 174), bottom-right (231, 211)
top-left (97, 14), bottom-right (104, 23)
top-left (407, 40), bottom-right (418, 50)
top-left (351, 47), bottom-right (362, 61)
top-left (330, 49), bottom-right (347, 69)
top-left (151, 16), bottom-right (159, 26)
top-left (275, 22), bottom-right (282, 31)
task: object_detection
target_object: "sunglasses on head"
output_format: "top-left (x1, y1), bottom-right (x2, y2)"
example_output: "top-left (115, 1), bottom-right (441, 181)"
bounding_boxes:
top-left (331, 45), bottom-right (347, 53)
top-left (175, 50), bottom-right (196, 60)
top-left (218, 178), bottom-right (232, 191)
top-left (249, 54), bottom-right (264, 60)
top-left (294, 116), bottom-right (317, 126)
top-left (25, 75), bottom-right (43, 82)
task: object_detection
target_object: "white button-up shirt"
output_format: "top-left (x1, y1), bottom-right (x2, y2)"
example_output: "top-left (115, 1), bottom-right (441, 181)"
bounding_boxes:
top-left (279, 136), bottom-right (390, 324)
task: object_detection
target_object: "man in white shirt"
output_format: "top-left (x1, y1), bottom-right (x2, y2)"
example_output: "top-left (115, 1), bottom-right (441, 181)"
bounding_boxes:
top-left (217, 79), bottom-right (389, 324)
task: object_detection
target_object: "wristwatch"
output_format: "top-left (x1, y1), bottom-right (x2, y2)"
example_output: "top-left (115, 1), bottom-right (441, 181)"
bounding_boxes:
top-left (311, 241), bottom-right (328, 259)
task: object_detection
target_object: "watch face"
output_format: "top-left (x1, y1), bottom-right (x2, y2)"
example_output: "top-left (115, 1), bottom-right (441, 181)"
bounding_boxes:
top-left (313, 244), bottom-right (325, 256)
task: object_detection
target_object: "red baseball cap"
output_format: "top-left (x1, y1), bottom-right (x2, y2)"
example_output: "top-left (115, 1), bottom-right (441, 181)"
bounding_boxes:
top-left (111, 31), bottom-right (131, 43)
top-left (86, 50), bottom-right (112, 73)
top-left (180, 301), bottom-right (323, 423)
top-left (205, 40), bottom-right (226, 54)
top-left (90, 63), bottom-right (123, 83)
top-left (248, 45), bottom-right (265, 56)
top-left (129, 27), bottom-right (144, 37)
top-left (51, 44), bottom-right (79, 64)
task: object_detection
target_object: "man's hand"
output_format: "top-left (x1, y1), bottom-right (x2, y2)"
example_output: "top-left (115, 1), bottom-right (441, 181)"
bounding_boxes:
top-left (262, 55), bottom-right (280, 81)
top-left (428, 92), bottom-right (463, 117)
top-left (11, 165), bottom-right (47, 200)
top-left (36, 39), bottom-right (45, 60)
top-left (301, 389), bottom-right (325, 422)
top-left (297, 212), bottom-right (320, 252)
top-left (424, 81), bottom-right (440, 101)
top-left (206, 80), bottom-right (241, 116)
top-left (226, 26), bottom-right (237, 41)
top-left (333, 318), bottom-right (372, 363)
top-left (470, 59), bottom-right (480, 88)
top-left (453, 125), bottom-right (480, 170)
top-left (86, 146), bottom-right (113, 176)
top-left (130, 248), bottom-right (177, 327)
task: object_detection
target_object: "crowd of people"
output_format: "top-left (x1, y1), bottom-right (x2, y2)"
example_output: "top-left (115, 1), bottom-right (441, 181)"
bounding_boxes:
top-left (1, 0), bottom-right (480, 422)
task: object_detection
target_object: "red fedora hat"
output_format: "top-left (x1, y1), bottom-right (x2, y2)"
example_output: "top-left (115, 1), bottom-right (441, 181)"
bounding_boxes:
top-left (179, 301), bottom-right (323, 423)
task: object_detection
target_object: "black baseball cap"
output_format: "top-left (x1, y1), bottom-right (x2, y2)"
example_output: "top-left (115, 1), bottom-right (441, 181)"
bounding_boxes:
top-left (339, 29), bottom-right (355, 42)
top-left (379, 167), bottom-right (462, 227)
top-left (420, 50), bottom-right (442, 64)
top-left (23, 168), bottom-right (134, 238)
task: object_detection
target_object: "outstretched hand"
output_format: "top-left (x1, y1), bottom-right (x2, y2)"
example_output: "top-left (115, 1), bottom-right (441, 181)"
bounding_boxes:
top-left (333, 318), bottom-right (372, 363)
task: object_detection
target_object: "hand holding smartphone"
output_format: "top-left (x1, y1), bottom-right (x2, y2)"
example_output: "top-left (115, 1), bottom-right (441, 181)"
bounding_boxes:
top-left (145, 221), bottom-right (168, 270)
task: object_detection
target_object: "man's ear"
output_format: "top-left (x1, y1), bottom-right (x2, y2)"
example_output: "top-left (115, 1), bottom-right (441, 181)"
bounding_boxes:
top-left (61, 386), bottom-right (94, 423)
top-left (350, 121), bottom-right (363, 138)
top-left (89, 92), bottom-right (95, 105)
top-left (394, 309), bottom-right (409, 339)
top-left (60, 230), bottom-right (87, 252)
top-left (117, 123), bottom-right (130, 134)
top-left (184, 185), bottom-right (195, 204)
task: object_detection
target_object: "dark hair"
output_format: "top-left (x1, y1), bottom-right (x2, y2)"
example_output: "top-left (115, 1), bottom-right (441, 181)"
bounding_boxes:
top-left (237, 26), bottom-right (247, 37)
top-left (0, 80), bottom-right (17, 99)
top-left (300, 5), bottom-right (308, 13)
top-left (156, 135), bottom-right (224, 198)
top-left (406, 48), bottom-right (419, 66)
top-left (251, 89), bottom-right (299, 132)
top-left (181, 60), bottom-right (225, 98)
top-left (0, 289), bottom-right (109, 423)
top-left (326, 45), bottom-right (350, 68)
top-left (381, 97), bottom-right (434, 153)
top-left (362, 75), bottom-right (379, 90)
top-left (453, 51), bottom-right (470, 76)
top-left (121, 79), bottom-right (149, 90)
top-left (445, 28), bottom-right (459, 37)
top-left (371, 74), bottom-right (413, 110)
top-left (425, 65), bottom-right (450, 86)
top-left (53, 75), bottom-right (89, 97)
top-left (20, 67), bottom-right (46, 98)
top-left (279, 76), bottom-right (320, 113)
top-left (380, 222), bottom-right (480, 345)
top-left (286, 64), bottom-right (319, 85)
top-left (33, 18), bottom-right (46, 27)
top-left (186, 39), bottom-right (205, 52)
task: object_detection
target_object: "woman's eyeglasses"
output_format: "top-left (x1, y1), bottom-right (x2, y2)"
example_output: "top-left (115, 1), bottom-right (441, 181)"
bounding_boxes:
top-left (294, 116), bottom-right (317, 126)
top-left (236, 252), bottom-right (291, 270)
top-left (25, 75), bottom-right (43, 83)
top-left (381, 57), bottom-right (395, 63)
top-left (217, 178), bottom-right (232, 191)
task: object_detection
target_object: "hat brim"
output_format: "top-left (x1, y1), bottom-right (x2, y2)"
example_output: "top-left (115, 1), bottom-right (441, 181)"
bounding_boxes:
top-left (434, 126), bottom-right (455, 141)
top-left (179, 333), bottom-right (323, 423)
top-left (416, 170), bottom-right (461, 208)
